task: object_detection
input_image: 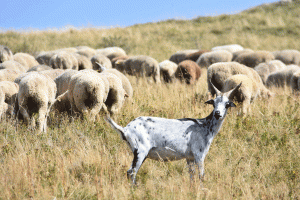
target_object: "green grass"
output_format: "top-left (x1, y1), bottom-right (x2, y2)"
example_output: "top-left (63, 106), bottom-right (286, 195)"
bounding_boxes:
top-left (0, 1), bottom-right (300, 199)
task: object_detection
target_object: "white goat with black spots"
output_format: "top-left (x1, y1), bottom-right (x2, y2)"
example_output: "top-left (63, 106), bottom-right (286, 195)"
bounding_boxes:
top-left (105, 82), bottom-right (241, 184)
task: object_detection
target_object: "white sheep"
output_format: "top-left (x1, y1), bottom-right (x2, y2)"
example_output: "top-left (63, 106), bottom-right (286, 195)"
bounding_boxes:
top-left (273, 49), bottom-right (300, 66)
top-left (254, 60), bottom-right (286, 84)
top-left (91, 54), bottom-right (112, 70)
top-left (115, 55), bottom-right (161, 83)
top-left (73, 53), bottom-right (93, 70)
top-left (105, 82), bottom-right (241, 184)
top-left (0, 45), bottom-right (13, 63)
top-left (207, 62), bottom-right (267, 97)
top-left (49, 52), bottom-right (79, 70)
top-left (27, 65), bottom-right (53, 72)
top-left (0, 69), bottom-right (21, 82)
top-left (16, 73), bottom-right (57, 133)
top-left (13, 53), bottom-right (39, 70)
top-left (57, 70), bottom-right (108, 121)
top-left (36, 51), bottom-right (57, 65)
top-left (159, 60), bottom-right (178, 83)
top-left (222, 74), bottom-right (272, 114)
top-left (211, 44), bottom-right (244, 53)
top-left (39, 69), bottom-right (65, 80)
top-left (75, 46), bottom-right (96, 59)
top-left (96, 47), bottom-right (127, 60)
top-left (169, 49), bottom-right (199, 64)
top-left (266, 65), bottom-right (300, 88)
top-left (197, 50), bottom-right (233, 68)
top-left (234, 50), bottom-right (275, 68)
top-left (0, 81), bottom-right (19, 118)
top-left (0, 60), bottom-right (26, 73)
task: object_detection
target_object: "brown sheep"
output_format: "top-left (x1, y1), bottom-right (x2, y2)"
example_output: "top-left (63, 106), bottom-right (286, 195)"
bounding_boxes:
top-left (175, 60), bottom-right (201, 84)
top-left (169, 50), bottom-right (199, 64)
top-left (234, 50), bottom-right (275, 68)
top-left (184, 50), bottom-right (210, 62)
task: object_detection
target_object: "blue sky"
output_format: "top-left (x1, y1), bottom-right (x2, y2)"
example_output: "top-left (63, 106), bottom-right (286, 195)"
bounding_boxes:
top-left (0, 0), bottom-right (278, 30)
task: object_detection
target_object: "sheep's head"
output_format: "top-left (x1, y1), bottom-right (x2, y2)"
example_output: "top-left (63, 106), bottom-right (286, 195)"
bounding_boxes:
top-left (205, 81), bottom-right (242, 120)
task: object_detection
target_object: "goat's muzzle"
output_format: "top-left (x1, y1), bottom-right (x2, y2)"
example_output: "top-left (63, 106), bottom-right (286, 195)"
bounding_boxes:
top-left (214, 111), bottom-right (222, 120)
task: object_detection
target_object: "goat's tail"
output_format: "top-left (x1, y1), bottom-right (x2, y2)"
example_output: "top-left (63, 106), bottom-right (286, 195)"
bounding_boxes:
top-left (104, 114), bottom-right (127, 141)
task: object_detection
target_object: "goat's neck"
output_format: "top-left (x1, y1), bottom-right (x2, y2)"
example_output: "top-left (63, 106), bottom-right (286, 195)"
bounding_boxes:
top-left (204, 111), bottom-right (227, 137)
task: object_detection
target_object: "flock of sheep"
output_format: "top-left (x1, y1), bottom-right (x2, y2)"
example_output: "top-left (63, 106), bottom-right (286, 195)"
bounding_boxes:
top-left (0, 43), bottom-right (300, 133)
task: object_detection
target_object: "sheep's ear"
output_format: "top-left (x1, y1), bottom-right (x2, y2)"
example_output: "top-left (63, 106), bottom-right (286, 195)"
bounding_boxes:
top-left (205, 99), bottom-right (214, 105)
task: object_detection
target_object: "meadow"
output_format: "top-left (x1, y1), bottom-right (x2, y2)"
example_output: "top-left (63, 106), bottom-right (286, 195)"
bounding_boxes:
top-left (0, 1), bottom-right (300, 199)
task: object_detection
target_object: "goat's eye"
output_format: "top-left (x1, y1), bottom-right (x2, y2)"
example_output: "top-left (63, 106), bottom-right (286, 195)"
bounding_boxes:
top-left (225, 102), bottom-right (231, 108)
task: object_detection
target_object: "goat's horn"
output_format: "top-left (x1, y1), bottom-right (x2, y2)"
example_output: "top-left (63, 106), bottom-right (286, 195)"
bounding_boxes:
top-left (224, 82), bottom-right (242, 100)
top-left (209, 80), bottom-right (222, 96)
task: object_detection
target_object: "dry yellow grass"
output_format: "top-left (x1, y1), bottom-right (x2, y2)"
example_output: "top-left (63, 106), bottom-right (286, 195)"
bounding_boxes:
top-left (0, 1), bottom-right (300, 199)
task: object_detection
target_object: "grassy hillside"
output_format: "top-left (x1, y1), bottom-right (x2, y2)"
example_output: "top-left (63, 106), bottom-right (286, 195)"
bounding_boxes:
top-left (0, 1), bottom-right (300, 199)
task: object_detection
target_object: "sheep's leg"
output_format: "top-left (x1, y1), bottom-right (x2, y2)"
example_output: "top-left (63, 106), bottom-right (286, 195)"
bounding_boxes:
top-left (127, 148), bottom-right (148, 184)
top-left (242, 97), bottom-right (251, 115)
top-left (37, 103), bottom-right (48, 133)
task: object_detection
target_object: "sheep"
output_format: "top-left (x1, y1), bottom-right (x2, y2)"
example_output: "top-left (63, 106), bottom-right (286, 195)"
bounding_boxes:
top-left (16, 73), bottom-right (57, 133)
top-left (0, 69), bottom-right (21, 82)
top-left (0, 81), bottom-right (19, 118)
top-left (53, 70), bottom-right (79, 112)
top-left (184, 50), bottom-right (210, 62)
top-left (207, 62), bottom-right (267, 97)
top-left (36, 51), bottom-right (57, 65)
top-left (273, 49), bottom-right (300, 66)
top-left (232, 49), bottom-right (254, 61)
top-left (159, 60), bottom-right (178, 83)
top-left (291, 70), bottom-right (300, 92)
top-left (169, 49), bottom-right (199, 64)
top-left (266, 65), bottom-right (300, 88)
top-left (222, 74), bottom-right (272, 114)
top-left (75, 46), bottom-right (96, 59)
top-left (73, 53), bottom-right (93, 70)
top-left (49, 51), bottom-right (79, 70)
top-left (91, 54), bottom-right (112, 70)
top-left (57, 70), bottom-right (108, 121)
top-left (98, 72), bottom-right (128, 116)
top-left (97, 64), bottom-right (133, 100)
top-left (234, 50), bottom-right (275, 68)
top-left (175, 60), bottom-right (201, 85)
top-left (27, 65), bottom-right (53, 72)
top-left (196, 50), bottom-right (233, 68)
top-left (115, 55), bottom-right (161, 83)
top-left (111, 56), bottom-right (129, 69)
top-left (0, 45), bottom-right (13, 63)
top-left (105, 82), bottom-right (241, 184)
top-left (96, 47), bottom-right (127, 60)
top-left (13, 53), bottom-right (39, 70)
top-left (211, 44), bottom-right (244, 53)
top-left (0, 60), bottom-right (26, 73)
top-left (254, 60), bottom-right (286, 84)
top-left (39, 69), bottom-right (65, 80)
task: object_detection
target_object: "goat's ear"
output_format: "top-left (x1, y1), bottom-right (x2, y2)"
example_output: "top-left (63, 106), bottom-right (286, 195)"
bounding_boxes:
top-left (227, 101), bottom-right (236, 108)
top-left (205, 99), bottom-right (214, 105)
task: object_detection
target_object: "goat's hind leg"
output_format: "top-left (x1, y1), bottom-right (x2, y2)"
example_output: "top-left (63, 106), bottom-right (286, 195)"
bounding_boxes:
top-left (127, 148), bottom-right (149, 184)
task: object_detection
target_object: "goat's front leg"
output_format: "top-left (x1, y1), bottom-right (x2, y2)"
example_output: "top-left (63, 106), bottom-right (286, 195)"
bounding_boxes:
top-left (127, 148), bottom-right (148, 185)
top-left (187, 159), bottom-right (196, 181)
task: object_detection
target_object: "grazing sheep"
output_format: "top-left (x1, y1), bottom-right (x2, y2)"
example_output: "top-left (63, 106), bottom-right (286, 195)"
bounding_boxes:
top-left (169, 50), bottom-right (199, 64)
top-left (0, 60), bottom-right (26, 73)
top-left (0, 69), bottom-right (21, 82)
top-left (17, 73), bottom-right (57, 133)
top-left (254, 60), bottom-right (286, 84)
top-left (49, 52), bottom-right (79, 70)
top-left (96, 47), bottom-right (127, 60)
top-left (0, 81), bottom-right (19, 118)
top-left (0, 88), bottom-right (10, 119)
top-left (115, 55), bottom-right (161, 83)
top-left (91, 54), bottom-right (112, 70)
top-left (13, 53), bottom-right (39, 70)
top-left (291, 70), bottom-right (300, 92)
top-left (234, 50), bottom-right (275, 68)
top-left (36, 51), bottom-right (57, 65)
top-left (159, 60), bottom-right (178, 83)
top-left (99, 72), bottom-right (128, 116)
top-left (211, 44), bottom-right (244, 53)
top-left (27, 65), bottom-right (53, 72)
top-left (53, 70), bottom-right (79, 112)
top-left (111, 56), bottom-right (129, 69)
top-left (273, 49), bottom-right (300, 65)
top-left (0, 45), bottom-right (13, 63)
top-left (97, 64), bottom-right (133, 100)
top-left (73, 53), bottom-right (93, 70)
top-left (184, 50), bottom-right (210, 62)
top-left (207, 62), bottom-right (266, 97)
top-left (232, 49), bottom-right (254, 61)
top-left (57, 70), bottom-right (107, 121)
top-left (105, 82), bottom-right (241, 184)
top-left (175, 60), bottom-right (201, 85)
top-left (266, 65), bottom-right (300, 88)
top-left (75, 46), bottom-right (96, 59)
top-left (196, 50), bottom-right (233, 68)
top-left (223, 74), bottom-right (272, 114)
